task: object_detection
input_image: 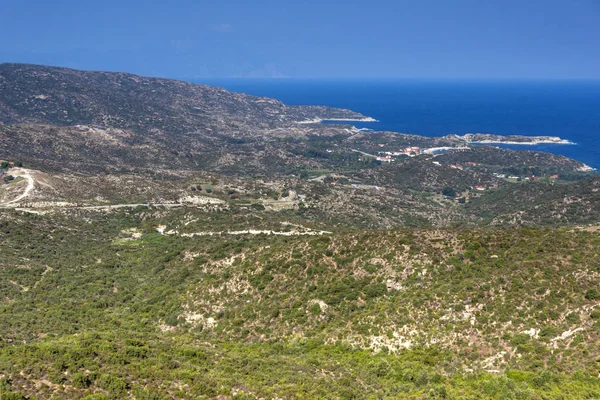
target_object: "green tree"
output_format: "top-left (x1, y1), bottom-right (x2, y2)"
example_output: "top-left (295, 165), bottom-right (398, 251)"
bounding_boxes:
top-left (442, 187), bottom-right (457, 197)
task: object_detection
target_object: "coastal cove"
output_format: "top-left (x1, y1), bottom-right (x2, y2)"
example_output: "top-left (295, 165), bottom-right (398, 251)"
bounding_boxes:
top-left (191, 78), bottom-right (600, 169)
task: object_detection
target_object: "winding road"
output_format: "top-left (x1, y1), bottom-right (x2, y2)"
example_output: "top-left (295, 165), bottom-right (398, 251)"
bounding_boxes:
top-left (1, 168), bottom-right (35, 206)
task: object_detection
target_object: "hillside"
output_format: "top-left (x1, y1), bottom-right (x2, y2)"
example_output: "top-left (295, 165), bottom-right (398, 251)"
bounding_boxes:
top-left (466, 176), bottom-right (600, 225)
top-left (0, 64), bottom-right (591, 175)
top-left (1, 64), bottom-right (600, 399)
top-left (0, 208), bottom-right (599, 399)
top-left (0, 63), bottom-right (366, 134)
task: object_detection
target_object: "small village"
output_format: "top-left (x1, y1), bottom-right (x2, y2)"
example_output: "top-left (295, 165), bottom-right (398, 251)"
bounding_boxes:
top-left (373, 145), bottom-right (423, 162)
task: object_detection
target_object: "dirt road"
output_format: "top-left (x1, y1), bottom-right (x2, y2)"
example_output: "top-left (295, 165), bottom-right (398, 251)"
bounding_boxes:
top-left (1, 168), bottom-right (35, 206)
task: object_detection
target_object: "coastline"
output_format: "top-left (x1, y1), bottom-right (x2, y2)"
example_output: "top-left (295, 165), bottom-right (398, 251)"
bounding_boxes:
top-left (422, 146), bottom-right (470, 155)
top-left (576, 164), bottom-right (596, 172)
top-left (195, 78), bottom-right (600, 170)
top-left (466, 139), bottom-right (575, 145)
top-left (450, 133), bottom-right (576, 146)
top-left (299, 113), bottom-right (596, 170)
top-left (297, 117), bottom-right (378, 124)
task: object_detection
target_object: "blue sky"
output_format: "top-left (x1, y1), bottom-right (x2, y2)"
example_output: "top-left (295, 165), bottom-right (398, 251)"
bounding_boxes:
top-left (1, 0), bottom-right (599, 79)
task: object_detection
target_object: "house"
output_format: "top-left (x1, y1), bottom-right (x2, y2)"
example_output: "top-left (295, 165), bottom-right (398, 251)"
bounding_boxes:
top-left (397, 146), bottom-right (421, 157)
top-left (549, 174), bottom-right (559, 179)
top-left (474, 186), bottom-right (486, 191)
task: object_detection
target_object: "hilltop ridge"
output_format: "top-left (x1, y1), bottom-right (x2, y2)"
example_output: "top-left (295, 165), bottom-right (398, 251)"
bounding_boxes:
top-left (0, 63), bottom-right (367, 134)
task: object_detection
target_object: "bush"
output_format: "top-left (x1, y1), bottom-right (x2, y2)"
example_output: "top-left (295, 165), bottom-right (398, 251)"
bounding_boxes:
top-left (370, 360), bottom-right (391, 377)
top-left (309, 303), bottom-right (322, 316)
top-left (510, 333), bottom-right (531, 347)
top-left (0, 393), bottom-right (27, 400)
top-left (538, 326), bottom-right (557, 339)
top-left (98, 374), bottom-right (127, 397)
top-left (364, 283), bottom-right (387, 299)
top-left (72, 372), bottom-right (92, 388)
top-left (584, 288), bottom-right (599, 300)
top-left (566, 312), bottom-right (581, 325)
top-left (442, 187), bottom-right (456, 197)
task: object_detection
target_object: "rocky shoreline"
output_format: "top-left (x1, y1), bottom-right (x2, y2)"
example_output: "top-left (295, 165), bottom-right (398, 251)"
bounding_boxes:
top-left (447, 133), bottom-right (574, 145)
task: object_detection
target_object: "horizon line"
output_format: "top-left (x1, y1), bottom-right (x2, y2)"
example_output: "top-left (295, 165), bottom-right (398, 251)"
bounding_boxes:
top-left (185, 76), bottom-right (600, 82)
top-left (2, 61), bottom-right (599, 82)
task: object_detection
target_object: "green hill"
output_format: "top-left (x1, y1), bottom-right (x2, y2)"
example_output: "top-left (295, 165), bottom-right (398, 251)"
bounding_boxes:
top-left (1, 208), bottom-right (599, 399)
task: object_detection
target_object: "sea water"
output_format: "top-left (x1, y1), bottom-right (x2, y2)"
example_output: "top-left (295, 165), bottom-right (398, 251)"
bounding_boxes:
top-left (191, 78), bottom-right (600, 169)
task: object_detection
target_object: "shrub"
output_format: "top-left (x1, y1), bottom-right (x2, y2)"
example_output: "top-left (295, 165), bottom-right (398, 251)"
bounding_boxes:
top-left (538, 326), bottom-right (557, 339)
top-left (584, 288), bottom-right (599, 300)
top-left (98, 374), bottom-right (127, 396)
top-left (72, 372), bottom-right (92, 388)
top-left (566, 312), bottom-right (581, 325)
top-left (364, 283), bottom-right (386, 299)
top-left (510, 333), bottom-right (531, 347)
top-left (0, 393), bottom-right (27, 400)
top-left (442, 187), bottom-right (457, 197)
top-left (309, 303), bottom-right (322, 316)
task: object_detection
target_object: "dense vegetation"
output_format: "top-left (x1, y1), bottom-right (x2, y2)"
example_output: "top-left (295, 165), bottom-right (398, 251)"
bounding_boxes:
top-left (467, 176), bottom-right (600, 225)
top-left (0, 208), bottom-right (599, 398)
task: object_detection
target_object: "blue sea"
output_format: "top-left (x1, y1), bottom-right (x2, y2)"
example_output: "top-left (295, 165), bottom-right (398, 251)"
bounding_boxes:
top-left (191, 79), bottom-right (600, 169)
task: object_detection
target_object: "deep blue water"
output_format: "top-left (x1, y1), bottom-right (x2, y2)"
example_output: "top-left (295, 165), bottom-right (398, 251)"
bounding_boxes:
top-left (191, 78), bottom-right (600, 169)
